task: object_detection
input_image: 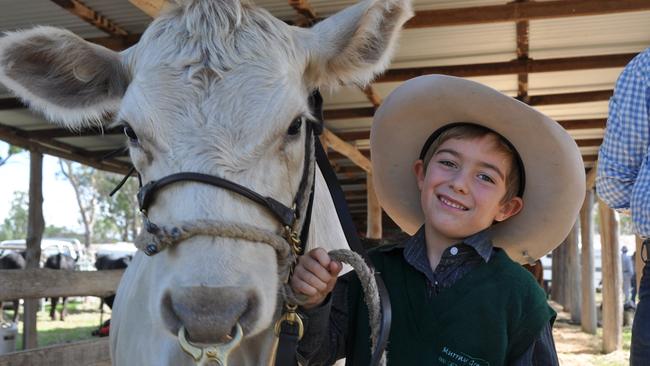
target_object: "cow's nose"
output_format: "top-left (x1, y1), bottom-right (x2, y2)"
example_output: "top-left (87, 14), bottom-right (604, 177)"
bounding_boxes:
top-left (163, 286), bottom-right (258, 343)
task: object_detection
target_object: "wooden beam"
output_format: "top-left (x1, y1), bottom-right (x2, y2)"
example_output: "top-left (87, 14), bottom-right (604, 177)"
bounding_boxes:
top-left (289, 0), bottom-right (317, 22)
top-left (598, 199), bottom-right (623, 353)
top-left (405, 0), bottom-right (650, 28)
top-left (324, 90), bottom-right (612, 120)
top-left (335, 129), bottom-right (605, 145)
top-left (25, 127), bottom-right (122, 139)
top-left (586, 160), bottom-right (599, 190)
top-left (528, 90), bottom-right (612, 106)
top-left (362, 86), bottom-right (382, 108)
top-left (129, 0), bottom-right (166, 18)
top-left (560, 119), bottom-right (606, 130)
top-left (0, 269), bottom-right (124, 301)
top-left (0, 123), bottom-right (130, 174)
top-left (366, 174), bottom-right (382, 239)
top-left (51, 0), bottom-right (129, 37)
top-left (322, 129), bottom-right (372, 173)
top-left (380, 53), bottom-right (636, 82)
top-left (0, 339), bottom-right (110, 366)
top-left (23, 151), bottom-right (44, 350)
top-left (86, 34), bottom-right (140, 51)
top-left (0, 98), bottom-right (26, 110)
top-left (580, 189), bottom-right (597, 334)
top-left (566, 220), bottom-right (582, 322)
top-left (515, 0), bottom-right (530, 103)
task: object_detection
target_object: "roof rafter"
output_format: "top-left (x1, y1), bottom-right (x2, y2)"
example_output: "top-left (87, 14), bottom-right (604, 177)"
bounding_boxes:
top-left (406, 0), bottom-right (650, 28)
top-left (0, 123), bottom-right (130, 174)
top-left (51, 0), bottom-right (129, 37)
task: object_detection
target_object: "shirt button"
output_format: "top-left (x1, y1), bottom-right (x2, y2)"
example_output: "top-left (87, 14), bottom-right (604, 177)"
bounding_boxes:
top-left (450, 247), bottom-right (458, 256)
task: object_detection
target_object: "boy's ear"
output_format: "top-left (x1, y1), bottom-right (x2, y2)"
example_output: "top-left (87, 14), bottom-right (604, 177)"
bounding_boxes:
top-left (413, 159), bottom-right (426, 191)
top-left (495, 197), bottom-right (524, 222)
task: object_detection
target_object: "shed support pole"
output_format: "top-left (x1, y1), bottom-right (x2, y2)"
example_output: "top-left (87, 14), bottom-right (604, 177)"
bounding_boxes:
top-left (23, 151), bottom-right (44, 349)
top-left (598, 199), bottom-right (622, 353)
top-left (366, 174), bottom-right (382, 239)
top-left (567, 219), bottom-right (581, 323)
top-left (581, 189), bottom-right (597, 334)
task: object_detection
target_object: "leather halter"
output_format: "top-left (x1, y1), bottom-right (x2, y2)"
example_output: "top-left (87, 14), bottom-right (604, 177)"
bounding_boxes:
top-left (135, 92), bottom-right (322, 257)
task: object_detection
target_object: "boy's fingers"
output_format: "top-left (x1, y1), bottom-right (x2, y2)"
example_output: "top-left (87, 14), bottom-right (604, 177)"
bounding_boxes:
top-left (302, 257), bottom-right (332, 282)
top-left (290, 278), bottom-right (318, 296)
top-left (328, 260), bottom-right (342, 275)
top-left (308, 248), bottom-right (332, 268)
top-left (293, 265), bottom-right (328, 292)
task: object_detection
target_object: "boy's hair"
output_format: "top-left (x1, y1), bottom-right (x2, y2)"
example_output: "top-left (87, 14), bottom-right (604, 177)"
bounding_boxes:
top-left (421, 124), bottom-right (523, 202)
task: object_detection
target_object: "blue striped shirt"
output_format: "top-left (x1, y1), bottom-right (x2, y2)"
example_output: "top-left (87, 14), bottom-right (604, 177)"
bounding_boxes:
top-left (596, 48), bottom-right (650, 237)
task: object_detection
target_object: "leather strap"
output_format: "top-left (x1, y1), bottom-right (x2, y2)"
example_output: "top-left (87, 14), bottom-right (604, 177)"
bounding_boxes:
top-left (314, 138), bottom-right (392, 366)
top-left (274, 321), bottom-right (302, 366)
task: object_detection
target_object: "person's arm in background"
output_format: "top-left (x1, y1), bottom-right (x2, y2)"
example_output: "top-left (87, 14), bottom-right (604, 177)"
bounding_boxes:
top-left (596, 50), bottom-right (649, 212)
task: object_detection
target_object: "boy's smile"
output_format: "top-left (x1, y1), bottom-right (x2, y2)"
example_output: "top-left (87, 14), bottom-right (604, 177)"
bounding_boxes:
top-left (414, 135), bottom-right (523, 248)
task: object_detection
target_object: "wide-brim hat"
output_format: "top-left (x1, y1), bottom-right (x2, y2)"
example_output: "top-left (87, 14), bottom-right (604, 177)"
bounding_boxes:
top-left (371, 75), bottom-right (585, 264)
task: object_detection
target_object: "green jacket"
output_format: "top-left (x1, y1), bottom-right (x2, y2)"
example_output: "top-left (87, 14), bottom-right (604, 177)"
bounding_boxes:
top-left (346, 247), bottom-right (555, 366)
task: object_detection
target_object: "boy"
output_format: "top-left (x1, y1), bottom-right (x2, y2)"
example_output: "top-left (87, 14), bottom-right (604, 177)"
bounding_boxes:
top-left (292, 75), bottom-right (586, 365)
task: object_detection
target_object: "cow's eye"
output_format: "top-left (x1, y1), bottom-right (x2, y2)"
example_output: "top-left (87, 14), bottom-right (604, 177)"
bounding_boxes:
top-left (123, 123), bottom-right (139, 143)
top-left (288, 117), bottom-right (303, 136)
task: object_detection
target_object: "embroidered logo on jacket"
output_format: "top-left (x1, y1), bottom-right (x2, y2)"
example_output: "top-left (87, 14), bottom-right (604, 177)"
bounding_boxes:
top-left (436, 346), bottom-right (489, 366)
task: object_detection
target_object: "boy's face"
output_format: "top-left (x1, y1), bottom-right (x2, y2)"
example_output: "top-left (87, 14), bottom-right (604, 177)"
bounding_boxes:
top-left (414, 135), bottom-right (523, 243)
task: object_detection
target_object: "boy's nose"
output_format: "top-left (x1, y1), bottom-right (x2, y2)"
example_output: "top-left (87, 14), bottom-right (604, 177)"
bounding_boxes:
top-left (449, 172), bottom-right (469, 194)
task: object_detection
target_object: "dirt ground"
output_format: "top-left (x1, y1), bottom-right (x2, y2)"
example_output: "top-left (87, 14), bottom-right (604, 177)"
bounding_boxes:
top-left (551, 301), bottom-right (631, 366)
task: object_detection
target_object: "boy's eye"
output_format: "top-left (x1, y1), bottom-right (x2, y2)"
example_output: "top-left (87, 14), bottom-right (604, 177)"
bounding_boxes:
top-left (438, 160), bottom-right (456, 168)
top-left (478, 174), bottom-right (495, 184)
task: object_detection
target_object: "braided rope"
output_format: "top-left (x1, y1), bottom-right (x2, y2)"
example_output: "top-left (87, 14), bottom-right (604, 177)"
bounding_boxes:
top-left (135, 220), bottom-right (386, 365)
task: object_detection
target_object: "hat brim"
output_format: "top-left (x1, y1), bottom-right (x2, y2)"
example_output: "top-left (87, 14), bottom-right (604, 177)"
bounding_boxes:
top-left (370, 75), bottom-right (586, 264)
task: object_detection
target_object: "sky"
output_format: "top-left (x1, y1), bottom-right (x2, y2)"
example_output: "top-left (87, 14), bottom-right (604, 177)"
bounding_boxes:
top-left (0, 141), bottom-right (83, 232)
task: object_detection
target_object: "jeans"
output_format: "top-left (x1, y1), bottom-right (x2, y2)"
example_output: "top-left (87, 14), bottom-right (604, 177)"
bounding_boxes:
top-left (631, 239), bottom-right (650, 365)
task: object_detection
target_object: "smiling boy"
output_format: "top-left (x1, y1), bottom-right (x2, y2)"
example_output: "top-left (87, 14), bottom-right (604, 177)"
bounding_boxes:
top-left (292, 75), bottom-right (585, 365)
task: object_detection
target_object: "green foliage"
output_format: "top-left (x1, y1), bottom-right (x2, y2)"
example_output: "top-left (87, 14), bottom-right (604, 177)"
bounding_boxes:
top-left (0, 191), bottom-right (28, 241)
top-left (0, 143), bottom-right (24, 167)
top-left (94, 171), bottom-right (141, 242)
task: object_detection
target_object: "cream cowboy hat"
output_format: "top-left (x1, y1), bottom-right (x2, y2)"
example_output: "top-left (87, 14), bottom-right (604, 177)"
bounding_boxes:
top-left (370, 75), bottom-right (585, 264)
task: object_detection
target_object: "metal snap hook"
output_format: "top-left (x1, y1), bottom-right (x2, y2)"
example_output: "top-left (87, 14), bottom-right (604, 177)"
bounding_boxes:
top-left (178, 323), bottom-right (244, 366)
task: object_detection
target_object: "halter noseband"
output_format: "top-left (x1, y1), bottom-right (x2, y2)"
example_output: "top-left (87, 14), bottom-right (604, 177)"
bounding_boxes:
top-left (134, 92), bottom-right (323, 257)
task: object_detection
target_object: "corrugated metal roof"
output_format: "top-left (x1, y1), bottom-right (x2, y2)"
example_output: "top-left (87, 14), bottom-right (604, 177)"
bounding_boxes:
top-left (530, 11), bottom-right (650, 59)
top-left (0, 0), bottom-right (106, 38)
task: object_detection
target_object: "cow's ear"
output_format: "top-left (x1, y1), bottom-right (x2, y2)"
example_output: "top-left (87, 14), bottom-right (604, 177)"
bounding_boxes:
top-left (0, 26), bottom-right (130, 128)
top-left (299, 0), bottom-right (412, 89)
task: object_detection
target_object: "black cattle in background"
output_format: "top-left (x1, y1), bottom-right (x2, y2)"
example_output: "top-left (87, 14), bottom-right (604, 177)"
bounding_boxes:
top-left (44, 253), bottom-right (76, 321)
top-left (0, 250), bottom-right (26, 322)
top-left (95, 254), bottom-right (132, 309)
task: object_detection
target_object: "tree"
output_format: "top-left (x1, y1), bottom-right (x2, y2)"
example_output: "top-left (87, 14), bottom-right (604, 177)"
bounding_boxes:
top-left (0, 191), bottom-right (28, 241)
top-left (58, 160), bottom-right (100, 248)
top-left (0, 144), bottom-right (23, 167)
top-left (94, 171), bottom-right (141, 242)
top-left (57, 159), bottom-right (141, 244)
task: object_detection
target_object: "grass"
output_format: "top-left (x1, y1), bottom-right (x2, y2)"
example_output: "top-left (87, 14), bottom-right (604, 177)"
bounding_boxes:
top-left (2, 297), bottom-right (110, 351)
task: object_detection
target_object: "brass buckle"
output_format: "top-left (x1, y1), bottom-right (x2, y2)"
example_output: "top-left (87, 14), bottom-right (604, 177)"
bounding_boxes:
top-left (274, 303), bottom-right (304, 340)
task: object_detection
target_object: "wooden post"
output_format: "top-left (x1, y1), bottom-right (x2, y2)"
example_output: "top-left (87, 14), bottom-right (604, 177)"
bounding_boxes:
top-left (23, 151), bottom-right (44, 350)
top-left (551, 240), bottom-right (567, 306)
top-left (580, 190), bottom-right (597, 334)
top-left (366, 174), bottom-right (382, 239)
top-left (567, 219), bottom-right (581, 323)
top-left (598, 199), bottom-right (622, 353)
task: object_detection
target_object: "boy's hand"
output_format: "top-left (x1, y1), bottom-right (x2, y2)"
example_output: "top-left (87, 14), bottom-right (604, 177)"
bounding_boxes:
top-left (290, 248), bottom-right (342, 309)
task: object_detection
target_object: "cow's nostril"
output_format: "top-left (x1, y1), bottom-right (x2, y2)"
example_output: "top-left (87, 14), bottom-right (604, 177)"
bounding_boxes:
top-left (162, 286), bottom-right (257, 344)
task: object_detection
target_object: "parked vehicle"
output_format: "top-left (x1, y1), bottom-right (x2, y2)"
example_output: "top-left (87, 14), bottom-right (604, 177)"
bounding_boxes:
top-left (0, 239), bottom-right (79, 265)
